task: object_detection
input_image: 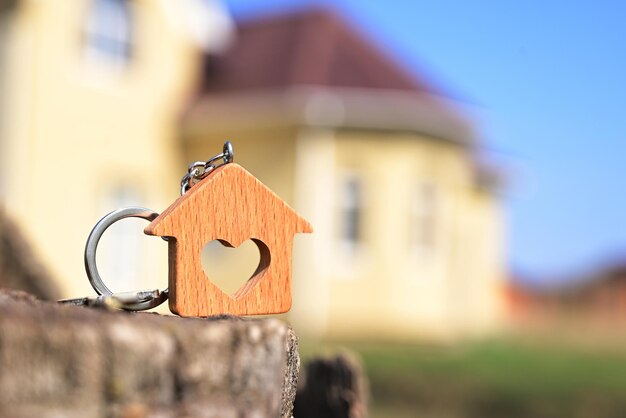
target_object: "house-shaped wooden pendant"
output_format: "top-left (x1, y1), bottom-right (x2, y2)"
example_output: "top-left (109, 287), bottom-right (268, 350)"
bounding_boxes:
top-left (144, 163), bottom-right (312, 317)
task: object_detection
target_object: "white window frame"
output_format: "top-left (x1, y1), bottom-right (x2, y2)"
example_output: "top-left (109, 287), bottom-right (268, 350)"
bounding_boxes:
top-left (83, 0), bottom-right (133, 72)
top-left (410, 180), bottom-right (438, 256)
top-left (334, 171), bottom-right (368, 279)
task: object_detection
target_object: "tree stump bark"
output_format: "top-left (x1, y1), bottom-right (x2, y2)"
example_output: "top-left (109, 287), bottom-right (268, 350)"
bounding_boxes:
top-left (0, 290), bottom-right (300, 418)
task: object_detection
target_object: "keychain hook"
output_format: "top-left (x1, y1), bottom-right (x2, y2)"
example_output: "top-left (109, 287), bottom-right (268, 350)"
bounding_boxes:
top-left (84, 207), bottom-right (168, 311)
top-left (180, 141), bottom-right (234, 195)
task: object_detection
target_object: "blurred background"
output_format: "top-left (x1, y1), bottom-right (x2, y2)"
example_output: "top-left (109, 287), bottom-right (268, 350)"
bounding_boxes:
top-left (1, 0), bottom-right (626, 417)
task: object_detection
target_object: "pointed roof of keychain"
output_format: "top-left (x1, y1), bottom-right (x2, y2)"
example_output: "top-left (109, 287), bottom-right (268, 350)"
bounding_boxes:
top-left (145, 143), bottom-right (312, 317)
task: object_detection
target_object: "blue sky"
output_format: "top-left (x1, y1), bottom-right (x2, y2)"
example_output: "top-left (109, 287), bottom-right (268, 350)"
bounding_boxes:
top-left (223, 0), bottom-right (626, 283)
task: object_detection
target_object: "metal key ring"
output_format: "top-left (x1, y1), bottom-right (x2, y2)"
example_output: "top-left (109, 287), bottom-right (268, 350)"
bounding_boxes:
top-left (84, 207), bottom-right (168, 311)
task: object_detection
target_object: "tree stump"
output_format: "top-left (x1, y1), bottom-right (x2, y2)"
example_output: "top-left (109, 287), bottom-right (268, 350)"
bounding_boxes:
top-left (0, 290), bottom-right (300, 418)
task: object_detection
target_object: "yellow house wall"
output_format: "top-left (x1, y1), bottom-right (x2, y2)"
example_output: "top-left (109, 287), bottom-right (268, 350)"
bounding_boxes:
top-left (320, 132), bottom-right (452, 339)
top-left (323, 131), bottom-right (504, 340)
top-left (1, 0), bottom-right (204, 297)
top-left (448, 186), bottom-right (506, 335)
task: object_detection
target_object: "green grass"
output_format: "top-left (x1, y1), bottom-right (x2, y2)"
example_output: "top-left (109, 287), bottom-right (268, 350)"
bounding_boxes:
top-left (300, 339), bottom-right (626, 418)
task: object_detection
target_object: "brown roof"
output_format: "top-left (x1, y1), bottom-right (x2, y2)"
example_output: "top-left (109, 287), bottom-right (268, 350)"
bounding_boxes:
top-left (201, 7), bottom-right (436, 94)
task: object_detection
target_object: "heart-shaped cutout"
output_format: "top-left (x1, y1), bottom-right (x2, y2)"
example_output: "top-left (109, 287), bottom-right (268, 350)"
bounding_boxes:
top-left (200, 239), bottom-right (269, 297)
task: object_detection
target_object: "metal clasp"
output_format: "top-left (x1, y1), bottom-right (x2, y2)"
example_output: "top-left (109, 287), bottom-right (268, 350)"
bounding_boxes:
top-left (59, 207), bottom-right (169, 311)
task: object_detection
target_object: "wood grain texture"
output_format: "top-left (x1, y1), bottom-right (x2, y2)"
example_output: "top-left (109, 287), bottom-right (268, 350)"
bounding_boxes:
top-left (144, 163), bottom-right (312, 317)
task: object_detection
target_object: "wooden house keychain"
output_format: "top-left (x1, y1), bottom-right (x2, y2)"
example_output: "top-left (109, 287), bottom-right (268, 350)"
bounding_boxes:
top-left (61, 142), bottom-right (312, 316)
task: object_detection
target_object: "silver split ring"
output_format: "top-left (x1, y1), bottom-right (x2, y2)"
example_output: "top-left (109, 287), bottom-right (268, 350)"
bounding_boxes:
top-left (84, 207), bottom-right (168, 311)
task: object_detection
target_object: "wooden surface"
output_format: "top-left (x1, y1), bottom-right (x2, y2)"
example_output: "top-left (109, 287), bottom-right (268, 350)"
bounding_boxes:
top-left (145, 163), bottom-right (312, 316)
top-left (0, 289), bottom-right (300, 418)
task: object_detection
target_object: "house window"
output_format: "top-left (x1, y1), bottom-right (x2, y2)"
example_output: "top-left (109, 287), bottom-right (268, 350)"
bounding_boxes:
top-left (334, 172), bottom-right (370, 279)
top-left (411, 182), bottom-right (437, 252)
top-left (84, 0), bottom-right (133, 69)
top-left (339, 175), bottom-right (363, 249)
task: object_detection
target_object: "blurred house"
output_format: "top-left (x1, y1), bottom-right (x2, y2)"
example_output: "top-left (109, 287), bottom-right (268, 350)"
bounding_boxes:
top-left (506, 262), bottom-right (626, 328)
top-left (187, 9), bottom-right (506, 340)
top-left (0, 0), bottom-right (233, 298)
top-left (0, 2), bottom-right (505, 340)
